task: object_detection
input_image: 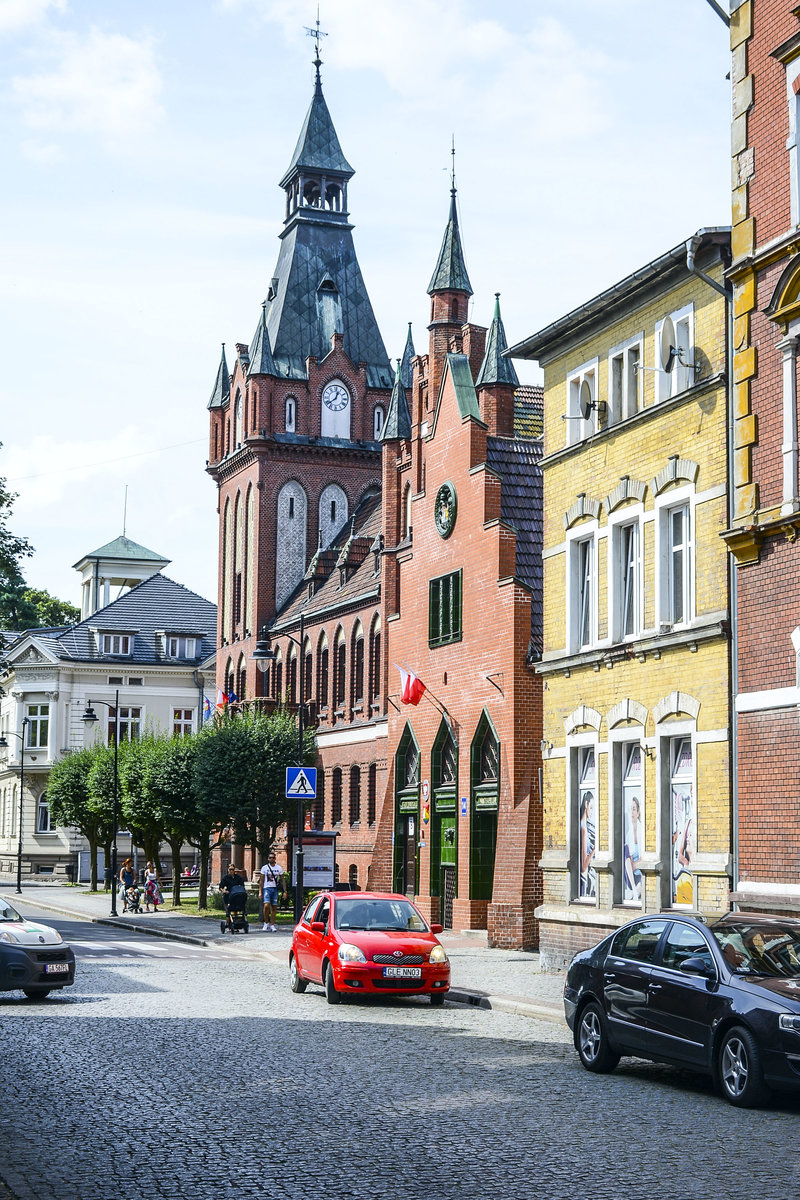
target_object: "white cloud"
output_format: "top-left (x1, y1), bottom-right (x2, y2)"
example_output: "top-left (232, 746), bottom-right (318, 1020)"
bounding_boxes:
top-left (12, 27), bottom-right (164, 147)
top-left (20, 138), bottom-right (65, 164)
top-left (0, 0), bottom-right (65, 35)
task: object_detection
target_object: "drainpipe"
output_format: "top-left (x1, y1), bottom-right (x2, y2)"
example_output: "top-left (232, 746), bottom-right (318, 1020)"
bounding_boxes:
top-left (685, 233), bottom-right (738, 901)
top-left (193, 671), bottom-right (205, 731)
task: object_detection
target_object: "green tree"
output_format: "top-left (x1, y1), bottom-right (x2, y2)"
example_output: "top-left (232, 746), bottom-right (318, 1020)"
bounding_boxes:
top-left (119, 735), bottom-right (165, 871)
top-left (22, 587), bottom-right (79, 627)
top-left (144, 734), bottom-right (199, 906)
top-left (47, 746), bottom-right (109, 889)
top-left (86, 742), bottom-right (127, 888)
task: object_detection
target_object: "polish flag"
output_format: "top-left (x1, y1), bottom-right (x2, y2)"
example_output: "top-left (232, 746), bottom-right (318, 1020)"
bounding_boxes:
top-left (216, 687), bottom-right (228, 710)
top-left (398, 665), bottom-right (426, 706)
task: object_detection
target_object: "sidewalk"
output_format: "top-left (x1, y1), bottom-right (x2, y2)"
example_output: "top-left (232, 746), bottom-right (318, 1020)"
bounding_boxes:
top-left (2, 882), bottom-right (566, 1022)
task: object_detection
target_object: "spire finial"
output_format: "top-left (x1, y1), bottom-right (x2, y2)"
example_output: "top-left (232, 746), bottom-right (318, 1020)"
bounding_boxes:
top-left (304, 6), bottom-right (328, 87)
top-left (450, 134), bottom-right (456, 195)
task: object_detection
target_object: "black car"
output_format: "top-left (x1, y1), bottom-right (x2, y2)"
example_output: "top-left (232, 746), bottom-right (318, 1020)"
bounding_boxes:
top-left (564, 911), bottom-right (800, 1107)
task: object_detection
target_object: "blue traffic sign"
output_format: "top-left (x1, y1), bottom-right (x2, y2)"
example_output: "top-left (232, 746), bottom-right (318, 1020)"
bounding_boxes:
top-left (286, 766), bottom-right (317, 798)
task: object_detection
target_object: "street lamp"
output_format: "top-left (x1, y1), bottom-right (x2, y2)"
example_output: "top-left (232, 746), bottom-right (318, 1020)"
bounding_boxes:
top-left (81, 690), bottom-right (120, 916)
top-left (0, 717), bottom-right (30, 895)
top-left (253, 614), bottom-right (308, 924)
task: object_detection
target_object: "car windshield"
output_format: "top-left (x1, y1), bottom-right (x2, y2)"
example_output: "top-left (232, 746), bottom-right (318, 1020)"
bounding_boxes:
top-left (710, 919), bottom-right (800, 977)
top-left (0, 899), bottom-right (21, 922)
top-left (334, 897), bottom-right (428, 933)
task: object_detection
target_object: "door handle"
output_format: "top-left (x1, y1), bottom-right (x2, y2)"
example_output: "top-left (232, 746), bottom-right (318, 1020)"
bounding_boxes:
top-left (649, 983), bottom-right (662, 992)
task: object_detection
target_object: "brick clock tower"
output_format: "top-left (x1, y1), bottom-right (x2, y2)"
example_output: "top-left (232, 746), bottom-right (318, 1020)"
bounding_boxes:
top-left (207, 55), bottom-right (393, 700)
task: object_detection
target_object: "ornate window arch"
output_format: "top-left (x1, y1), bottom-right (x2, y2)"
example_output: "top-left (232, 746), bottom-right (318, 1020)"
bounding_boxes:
top-left (333, 626), bottom-right (346, 709)
top-left (319, 483), bottom-right (348, 548)
top-left (275, 481), bottom-right (307, 608)
top-left (351, 620), bottom-right (365, 706)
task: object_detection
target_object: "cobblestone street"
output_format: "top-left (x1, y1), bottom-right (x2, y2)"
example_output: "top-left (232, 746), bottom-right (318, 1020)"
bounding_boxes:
top-left (1, 911), bottom-right (800, 1200)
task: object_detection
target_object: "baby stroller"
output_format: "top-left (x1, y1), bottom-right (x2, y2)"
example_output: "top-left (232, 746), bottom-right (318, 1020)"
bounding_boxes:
top-left (221, 885), bottom-right (249, 934)
top-left (125, 884), bottom-right (143, 915)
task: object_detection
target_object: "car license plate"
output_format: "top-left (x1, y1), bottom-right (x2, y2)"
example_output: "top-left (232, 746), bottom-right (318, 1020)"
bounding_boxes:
top-left (45, 963), bottom-right (70, 974)
top-left (382, 966), bottom-right (421, 978)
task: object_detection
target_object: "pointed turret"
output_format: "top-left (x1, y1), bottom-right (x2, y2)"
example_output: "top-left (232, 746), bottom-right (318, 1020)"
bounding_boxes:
top-left (400, 323), bottom-right (415, 388)
top-left (207, 344), bottom-right (230, 409)
top-left (428, 188), bottom-right (472, 296)
top-left (248, 303), bottom-right (277, 376)
top-left (280, 58), bottom-right (354, 188)
top-left (380, 360), bottom-right (412, 442)
top-left (476, 294), bottom-right (519, 388)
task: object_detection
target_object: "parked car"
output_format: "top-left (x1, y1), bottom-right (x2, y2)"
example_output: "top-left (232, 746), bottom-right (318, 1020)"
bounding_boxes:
top-left (0, 895), bottom-right (76, 1001)
top-left (289, 891), bottom-right (450, 1005)
top-left (564, 911), bottom-right (800, 1107)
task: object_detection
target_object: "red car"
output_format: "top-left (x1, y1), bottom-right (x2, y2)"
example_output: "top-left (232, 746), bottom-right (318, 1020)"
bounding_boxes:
top-left (289, 891), bottom-right (451, 1005)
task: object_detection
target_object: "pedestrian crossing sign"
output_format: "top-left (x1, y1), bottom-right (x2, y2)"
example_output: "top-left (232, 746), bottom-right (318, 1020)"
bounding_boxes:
top-left (286, 766), bottom-right (317, 798)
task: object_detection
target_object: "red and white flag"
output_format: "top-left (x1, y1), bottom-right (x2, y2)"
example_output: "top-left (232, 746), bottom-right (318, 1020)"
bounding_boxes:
top-left (397, 665), bottom-right (426, 706)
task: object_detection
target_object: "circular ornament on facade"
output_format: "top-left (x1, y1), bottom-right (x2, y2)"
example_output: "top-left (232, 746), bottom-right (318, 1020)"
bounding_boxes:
top-left (434, 481), bottom-right (457, 539)
top-left (322, 381), bottom-right (350, 411)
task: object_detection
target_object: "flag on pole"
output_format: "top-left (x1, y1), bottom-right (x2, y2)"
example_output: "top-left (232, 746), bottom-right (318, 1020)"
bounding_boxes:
top-left (397, 665), bottom-right (426, 706)
top-left (216, 687), bottom-right (228, 710)
top-left (203, 696), bottom-right (213, 722)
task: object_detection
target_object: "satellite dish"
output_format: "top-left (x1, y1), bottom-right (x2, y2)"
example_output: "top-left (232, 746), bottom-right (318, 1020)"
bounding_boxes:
top-left (579, 379), bottom-right (593, 421)
top-left (661, 315), bottom-right (677, 373)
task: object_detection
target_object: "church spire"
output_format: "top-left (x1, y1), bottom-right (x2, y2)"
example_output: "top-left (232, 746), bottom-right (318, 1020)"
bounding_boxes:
top-left (400, 323), bottom-right (415, 388)
top-left (476, 294), bottom-right (519, 388)
top-left (207, 344), bottom-right (230, 409)
top-left (248, 302), bottom-right (277, 376)
top-left (279, 60), bottom-right (354, 192)
top-left (428, 147), bottom-right (472, 296)
top-left (380, 359), bottom-right (412, 442)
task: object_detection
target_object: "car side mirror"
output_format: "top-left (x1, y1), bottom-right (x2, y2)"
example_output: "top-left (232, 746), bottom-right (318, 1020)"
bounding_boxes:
top-left (679, 954), bottom-right (715, 979)
top-left (430, 923), bottom-right (444, 934)
top-left (311, 921), bottom-right (326, 933)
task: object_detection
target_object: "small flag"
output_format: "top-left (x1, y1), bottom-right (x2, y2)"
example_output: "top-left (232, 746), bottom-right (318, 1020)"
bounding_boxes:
top-left (397, 665), bottom-right (426, 706)
top-left (203, 696), bottom-right (212, 722)
top-left (228, 690), bottom-right (239, 705)
top-left (216, 687), bottom-right (228, 710)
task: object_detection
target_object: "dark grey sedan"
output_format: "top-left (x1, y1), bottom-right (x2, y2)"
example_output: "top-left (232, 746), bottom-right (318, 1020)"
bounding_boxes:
top-left (564, 911), bottom-right (800, 1107)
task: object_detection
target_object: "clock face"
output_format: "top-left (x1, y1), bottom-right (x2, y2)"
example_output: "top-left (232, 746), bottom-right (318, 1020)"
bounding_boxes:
top-left (322, 382), bottom-right (350, 411)
top-left (434, 481), bottom-right (457, 539)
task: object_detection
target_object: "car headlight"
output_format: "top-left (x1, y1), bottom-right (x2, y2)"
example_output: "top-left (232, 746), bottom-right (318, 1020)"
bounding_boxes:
top-left (429, 945), bottom-right (448, 964)
top-left (779, 1013), bottom-right (800, 1033)
top-left (0, 930), bottom-right (18, 943)
top-left (338, 943), bottom-right (367, 963)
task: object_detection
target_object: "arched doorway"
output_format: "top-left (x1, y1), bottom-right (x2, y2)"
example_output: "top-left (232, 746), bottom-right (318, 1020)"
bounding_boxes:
top-left (393, 724), bottom-right (420, 897)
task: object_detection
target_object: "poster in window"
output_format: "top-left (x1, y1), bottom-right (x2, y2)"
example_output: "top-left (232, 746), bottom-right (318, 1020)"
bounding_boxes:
top-left (578, 748), bottom-right (597, 900)
top-left (671, 738), bottom-right (694, 906)
top-left (622, 745), bottom-right (643, 904)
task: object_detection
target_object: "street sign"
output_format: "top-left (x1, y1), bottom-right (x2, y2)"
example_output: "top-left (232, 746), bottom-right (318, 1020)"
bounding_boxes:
top-left (460, 796), bottom-right (467, 816)
top-left (286, 766), bottom-right (317, 798)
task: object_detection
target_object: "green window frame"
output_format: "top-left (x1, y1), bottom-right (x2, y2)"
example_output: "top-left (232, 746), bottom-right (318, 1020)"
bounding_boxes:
top-left (429, 570), bottom-right (463, 648)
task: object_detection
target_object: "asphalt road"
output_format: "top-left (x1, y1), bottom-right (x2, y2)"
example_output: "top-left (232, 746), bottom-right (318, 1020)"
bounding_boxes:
top-left (2, 907), bottom-right (800, 1200)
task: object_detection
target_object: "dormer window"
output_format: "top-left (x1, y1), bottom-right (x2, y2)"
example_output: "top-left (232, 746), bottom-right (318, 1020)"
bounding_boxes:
top-left (167, 636), bottom-right (197, 658)
top-left (102, 634), bottom-right (131, 656)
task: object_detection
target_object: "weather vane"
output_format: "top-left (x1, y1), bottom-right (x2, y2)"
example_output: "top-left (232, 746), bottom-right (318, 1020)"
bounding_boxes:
top-left (304, 5), bottom-right (328, 62)
top-left (450, 135), bottom-right (456, 192)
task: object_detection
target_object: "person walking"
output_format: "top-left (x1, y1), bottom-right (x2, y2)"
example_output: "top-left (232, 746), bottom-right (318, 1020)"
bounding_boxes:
top-left (260, 852), bottom-right (285, 932)
top-left (143, 861), bottom-right (161, 913)
top-left (118, 858), bottom-right (136, 913)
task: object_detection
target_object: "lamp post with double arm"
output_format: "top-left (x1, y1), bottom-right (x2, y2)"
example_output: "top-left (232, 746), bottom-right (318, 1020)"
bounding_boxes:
top-left (81, 691), bottom-right (121, 916)
top-left (0, 717), bottom-right (30, 895)
top-left (253, 612), bottom-right (308, 924)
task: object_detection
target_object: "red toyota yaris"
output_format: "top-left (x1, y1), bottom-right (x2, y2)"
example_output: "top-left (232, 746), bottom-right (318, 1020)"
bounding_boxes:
top-left (289, 891), bottom-right (451, 1005)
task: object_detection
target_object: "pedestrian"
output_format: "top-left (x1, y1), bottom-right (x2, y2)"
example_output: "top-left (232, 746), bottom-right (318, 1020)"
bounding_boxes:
top-left (118, 858), bottom-right (136, 913)
top-left (219, 862), bottom-right (247, 931)
top-left (144, 861), bottom-right (161, 913)
top-left (260, 851), bottom-right (285, 932)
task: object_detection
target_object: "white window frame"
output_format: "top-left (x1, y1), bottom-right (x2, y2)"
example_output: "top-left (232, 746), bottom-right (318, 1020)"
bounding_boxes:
top-left (566, 524), bottom-right (597, 652)
top-left (608, 508), bottom-right (643, 643)
top-left (25, 703), bottom-right (49, 749)
top-left (571, 740), bottom-right (599, 905)
top-left (656, 303), bottom-right (694, 402)
top-left (664, 729), bottom-right (696, 910)
top-left (607, 332), bottom-right (643, 424)
top-left (656, 490), bottom-right (694, 629)
top-left (167, 636), bottom-right (196, 658)
top-left (612, 737), bottom-right (645, 907)
top-left (786, 59), bottom-right (800, 227)
top-left (101, 633), bottom-right (131, 656)
top-left (109, 706), bottom-right (142, 744)
top-left (565, 357), bottom-right (599, 446)
top-left (172, 708), bottom-right (194, 737)
top-left (36, 792), bottom-right (54, 834)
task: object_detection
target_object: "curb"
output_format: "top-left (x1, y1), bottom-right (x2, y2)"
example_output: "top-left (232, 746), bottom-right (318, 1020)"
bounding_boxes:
top-left (447, 987), bottom-right (563, 1023)
top-left (13, 894), bottom-right (210, 949)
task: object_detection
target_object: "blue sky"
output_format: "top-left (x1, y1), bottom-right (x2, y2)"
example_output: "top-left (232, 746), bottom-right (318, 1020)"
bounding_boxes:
top-left (0, 0), bottom-right (731, 608)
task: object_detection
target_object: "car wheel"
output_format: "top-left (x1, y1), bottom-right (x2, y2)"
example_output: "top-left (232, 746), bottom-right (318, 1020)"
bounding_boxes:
top-left (289, 954), bottom-right (308, 994)
top-left (718, 1025), bottom-right (770, 1108)
top-left (430, 992), bottom-right (446, 1007)
top-left (22, 988), bottom-right (52, 1001)
top-left (323, 961), bottom-right (340, 1005)
top-left (576, 1001), bottom-right (620, 1073)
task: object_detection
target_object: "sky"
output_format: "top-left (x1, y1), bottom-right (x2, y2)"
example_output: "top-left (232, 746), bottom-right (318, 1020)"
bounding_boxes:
top-left (0, 0), bottom-right (731, 610)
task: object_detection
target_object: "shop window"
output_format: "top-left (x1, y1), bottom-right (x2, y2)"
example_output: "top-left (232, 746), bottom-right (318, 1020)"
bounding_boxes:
top-left (668, 736), bottom-right (695, 908)
top-left (617, 741), bottom-right (644, 906)
top-left (574, 745), bottom-right (597, 903)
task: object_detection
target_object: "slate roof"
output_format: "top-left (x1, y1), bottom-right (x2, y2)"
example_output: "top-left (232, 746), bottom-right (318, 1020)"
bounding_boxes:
top-left (280, 68), bottom-right (354, 186)
top-left (476, 295), bottom-right (519, 389)
top-left (380, 361), bottom-right (412, 442)
top-left (50, 574), bottom-right (217, 666)
top-left (248, 303), bottom-right (277, 376)
top-left (400, 324), bottom-right (415, 388)
top-left (270, 492), bottom-right (382, 632)
top-left (442, 353), bottom-right (481, 421)
top-left (486, 436), bottom-right (544, 657)
top-left (264, 218), bottom-right (393, 389)
top-left (428, 189), bottom-right (472, 296)
top-left (513, 385), bottom-right (544, 439)
top-left (207, 345), bottom-right (231, 410)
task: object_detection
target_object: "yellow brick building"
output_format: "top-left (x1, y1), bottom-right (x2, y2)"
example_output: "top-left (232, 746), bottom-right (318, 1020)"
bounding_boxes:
top-left (509, 230), bottom-right (732, 968)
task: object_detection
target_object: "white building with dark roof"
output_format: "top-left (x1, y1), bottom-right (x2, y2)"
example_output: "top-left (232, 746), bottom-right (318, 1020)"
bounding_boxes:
top-left (0, 538), bottom-right (216, 882)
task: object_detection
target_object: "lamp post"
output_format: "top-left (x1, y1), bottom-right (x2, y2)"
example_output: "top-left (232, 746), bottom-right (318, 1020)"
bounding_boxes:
top-left (81, 690), bottom-right (120, 916)
top-left (253, 613), bottom-right (308, 924)
top-left (0, 717), bottom-right (30, 895)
